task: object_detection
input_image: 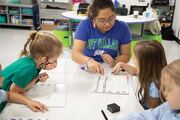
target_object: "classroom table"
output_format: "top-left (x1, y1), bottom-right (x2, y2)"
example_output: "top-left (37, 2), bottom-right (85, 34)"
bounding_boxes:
top-left (62, 11), bottom-right (157, 24)
top-left (0, 51), bottom-right (143, 120)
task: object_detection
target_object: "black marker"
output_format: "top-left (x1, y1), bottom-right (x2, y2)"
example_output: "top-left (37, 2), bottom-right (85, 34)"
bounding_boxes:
top-left (101, 110), bottom-right (108, 120)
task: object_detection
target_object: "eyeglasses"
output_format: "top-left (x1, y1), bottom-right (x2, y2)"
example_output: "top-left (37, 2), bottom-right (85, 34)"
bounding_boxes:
top-left (95, 15), bottom-right (116, 25)
top-left (46, 60), bottom-right (57, 65)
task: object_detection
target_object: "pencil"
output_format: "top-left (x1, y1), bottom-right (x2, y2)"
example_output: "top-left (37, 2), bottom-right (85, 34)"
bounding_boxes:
top-left (101, 110), bottom-right (108, 120)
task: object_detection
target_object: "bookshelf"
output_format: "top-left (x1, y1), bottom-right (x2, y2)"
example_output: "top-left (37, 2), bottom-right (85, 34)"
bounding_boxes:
top-left (0, 3), bottom-right (33, 27)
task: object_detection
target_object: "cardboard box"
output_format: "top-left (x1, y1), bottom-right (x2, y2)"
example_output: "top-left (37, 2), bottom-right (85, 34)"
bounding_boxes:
top-left (40, 24), bottom-right (56, 31)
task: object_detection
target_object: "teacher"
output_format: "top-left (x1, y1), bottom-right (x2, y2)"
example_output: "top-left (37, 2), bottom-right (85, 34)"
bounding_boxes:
top-left (71, 0), bottom-right (131, 75)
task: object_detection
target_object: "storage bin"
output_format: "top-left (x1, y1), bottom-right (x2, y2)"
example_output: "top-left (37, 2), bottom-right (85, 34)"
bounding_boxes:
top-left (21, 8), bottom-right (33, 15)
top-left (131, 35), bottom-right (142, 58)
top-left (0, 15), bottom-right (6, 23)
top-left (22, 18), bottom-right (33, 25)
top-left (20, 0), bottom-right (32, 5)
top-left (72, 0), bottom-right (83, 4)
top-left (8, 0), bottom-right (21, 4)
top-left (0, 6), bottom-right (6, 13)
top-left (142, 33), bottom-right (162, 43)
top-left (53, 25), bottom-right (72, 47)
top-left (0, 0), bottom-right (7, 4)
top-left (9, 7), bottom-right (19, 14)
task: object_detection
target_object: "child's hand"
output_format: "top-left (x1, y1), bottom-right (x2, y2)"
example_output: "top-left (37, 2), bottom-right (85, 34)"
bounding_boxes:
top-left (45, 62), bottom-right (57, 70)
top-left (101, 54), bottom-right (114, 67)
top-left (113, 62), bottom-right (138, 75)
top-left (123, 64), bottom-right (138, 75)
top-left (112, 62), bottom-right (125, 74)
top-left (26, 100), bottom-right (48, 113)
top-left (38, 73), bottom-right (49, 82)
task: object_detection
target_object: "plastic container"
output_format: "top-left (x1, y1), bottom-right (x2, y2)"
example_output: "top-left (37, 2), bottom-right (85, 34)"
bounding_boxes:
top-left (21, 8), bottom-right (33, 15)
top-left (114, 0), bottom-right (120, 9)
top-left (0, 0), bottom-right (7, 4)
top-left (53, 25), bottom-right (71, 47)
top-left (20, 0), bottom-right (32, 5)
top-left (8, 0), bottom-right (21, 4)
top-left (144, 3), bottom-right (153, 18)
top-left (0, 15), bottom-right (6, 23)
top-left (72, 0), bottom-right (83, 4)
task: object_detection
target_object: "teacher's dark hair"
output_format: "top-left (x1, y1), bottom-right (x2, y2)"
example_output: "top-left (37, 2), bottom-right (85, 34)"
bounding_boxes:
top-left (86, 0), bottom-right (115, 19)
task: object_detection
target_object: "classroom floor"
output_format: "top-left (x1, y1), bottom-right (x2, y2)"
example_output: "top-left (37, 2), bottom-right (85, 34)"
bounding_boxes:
top-left (0, 28), bottom-right (180, 68)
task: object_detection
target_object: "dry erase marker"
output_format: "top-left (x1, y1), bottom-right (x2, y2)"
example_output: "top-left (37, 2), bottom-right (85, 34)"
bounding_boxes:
top-left (81, 65), bottom-right (89, 70)
top-left (101, 110), bottom-right (108, 120)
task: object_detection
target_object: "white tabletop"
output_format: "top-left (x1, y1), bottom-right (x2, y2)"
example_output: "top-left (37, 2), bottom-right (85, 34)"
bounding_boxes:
top-left (62, 11), bottom-right (157, 24)
top-left (0, 52), bottom-right (143, 120)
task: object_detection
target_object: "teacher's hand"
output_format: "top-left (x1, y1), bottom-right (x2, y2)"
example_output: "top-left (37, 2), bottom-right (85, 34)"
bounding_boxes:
top-left (87, 59), bottom-right (104, 75)
top-left (101, 53), bottom-right (115, 67)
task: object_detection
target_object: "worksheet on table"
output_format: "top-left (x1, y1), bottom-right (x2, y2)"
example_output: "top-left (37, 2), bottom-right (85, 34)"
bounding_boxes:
top-left (92, 73), bottom-right (131, 95)
top-left (26, 83), bottom-right (67, 107)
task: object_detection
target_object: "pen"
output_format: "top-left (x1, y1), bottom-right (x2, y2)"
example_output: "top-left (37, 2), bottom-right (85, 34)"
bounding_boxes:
top-left (101, 110), bottom-right (108, 120)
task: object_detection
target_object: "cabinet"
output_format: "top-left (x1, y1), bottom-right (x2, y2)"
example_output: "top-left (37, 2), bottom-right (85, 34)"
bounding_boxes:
top-left (0, 3), bottom-right (33, 27)
top-left (39, 1), bottom-right (71, 30)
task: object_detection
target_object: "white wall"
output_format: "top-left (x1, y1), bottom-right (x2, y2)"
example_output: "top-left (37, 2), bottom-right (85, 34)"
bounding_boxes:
top-left (173, 0), bottom-right (180, 39)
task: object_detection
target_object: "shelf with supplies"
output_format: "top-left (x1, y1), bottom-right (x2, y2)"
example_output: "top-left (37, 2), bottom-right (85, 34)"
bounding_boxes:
top-left (0, 3), bottom-right (33, 27)
top-left (39, 2), bottom-right (72, 30)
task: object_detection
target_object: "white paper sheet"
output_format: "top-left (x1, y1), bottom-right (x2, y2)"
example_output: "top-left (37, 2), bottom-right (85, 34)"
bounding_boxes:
top-left (92, 73), bottom-right (131, 95)
top-left (46, 73), bottom-right (67, 84)
top-left (9, 118), bottom-right (55, 120)
top-left (26, 83), bottom-right (67, 107)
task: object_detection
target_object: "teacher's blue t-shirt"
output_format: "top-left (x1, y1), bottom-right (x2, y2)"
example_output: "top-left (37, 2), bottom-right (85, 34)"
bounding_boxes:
top-left (75, 18), bottom-right (131, 62)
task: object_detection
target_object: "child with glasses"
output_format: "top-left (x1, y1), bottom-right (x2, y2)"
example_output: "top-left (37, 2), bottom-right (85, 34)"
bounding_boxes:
top-left (115, 59), bottom-right (180, 120)
top-left (0, 63), bottom-right (47, 113)
top-left (72, 0), bottom-right (131, 75)
top-left (0, 31), bottom-right (63, 112)
top-left (113, 41), bottom-right (167, 109)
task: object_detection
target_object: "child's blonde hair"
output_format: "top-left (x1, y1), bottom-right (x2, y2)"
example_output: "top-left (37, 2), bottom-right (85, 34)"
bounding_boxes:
top-left (161, 59), bottom-right (180, 90)
top-left (19, 31), bottom-right (63, 60)
top-left (134, 40), bottom-right (167, 101)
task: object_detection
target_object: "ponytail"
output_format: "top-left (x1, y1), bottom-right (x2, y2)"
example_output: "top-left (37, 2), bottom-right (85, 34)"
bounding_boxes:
top-left (19, 31), bottom-right (38, 58)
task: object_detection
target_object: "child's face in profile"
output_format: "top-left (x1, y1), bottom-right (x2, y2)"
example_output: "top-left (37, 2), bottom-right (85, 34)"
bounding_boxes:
top-left (163, 74), bottom-right (180, 110)
top-left (45, 54), bottom-right (60, 70)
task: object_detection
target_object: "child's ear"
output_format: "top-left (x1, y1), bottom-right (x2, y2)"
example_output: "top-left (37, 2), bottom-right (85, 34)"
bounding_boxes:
top-left (41, 57), bottom-right (47, 63)
top-left (92, 19), bottom-right (96, 28)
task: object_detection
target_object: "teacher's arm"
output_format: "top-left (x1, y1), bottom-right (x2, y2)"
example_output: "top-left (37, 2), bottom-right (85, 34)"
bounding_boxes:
top-left (116, 43), bottom-right (131, 63)
top-left (71, 39), bottom-right (104, 75)
top-left (71, 39), bottom-right (90, 64)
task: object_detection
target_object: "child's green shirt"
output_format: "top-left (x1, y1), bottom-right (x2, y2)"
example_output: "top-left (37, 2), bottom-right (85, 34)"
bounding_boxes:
top-left (0, 56), bottom-right (40, 91)
top-left (0, 56), bottom-right (40, 112)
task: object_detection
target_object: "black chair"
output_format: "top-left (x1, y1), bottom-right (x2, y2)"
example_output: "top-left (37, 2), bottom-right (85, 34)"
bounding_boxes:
top-left (129, 5), bottom-right (147, 15)
top-left (115, 5), bottom-right (128, 16)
